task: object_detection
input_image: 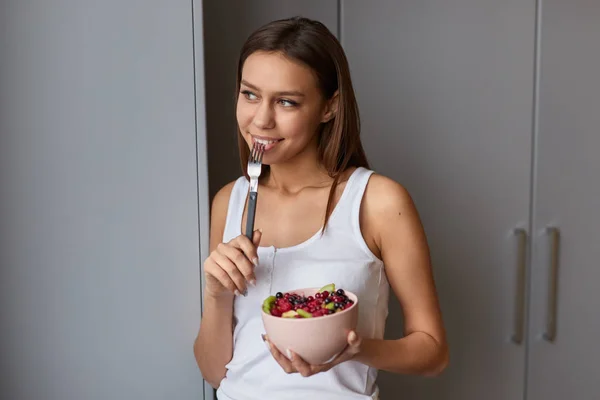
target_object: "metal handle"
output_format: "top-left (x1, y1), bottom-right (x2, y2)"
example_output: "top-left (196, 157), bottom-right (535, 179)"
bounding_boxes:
top-left (511, 228), bottom-right (527, 344)
top-left (542, 227), bottom-right (560, 342)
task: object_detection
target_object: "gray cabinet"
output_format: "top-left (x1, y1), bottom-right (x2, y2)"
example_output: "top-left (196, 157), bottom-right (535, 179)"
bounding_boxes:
top-left (527, 1), bottom-right (600, 399)
top-left (0, 1), bottom-right (206, 399)
top-left (342, 1), bottom-right (536, 399)
top-left (343, 1), bottom-right (600, 399)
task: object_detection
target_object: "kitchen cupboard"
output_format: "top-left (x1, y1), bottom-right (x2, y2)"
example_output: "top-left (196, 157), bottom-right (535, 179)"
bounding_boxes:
top-left (1, 1), bottom-right (207, 399)
top-left (526, 1), bottom-right (600, 399)
top-left (342, 1), bottom-right (600, 399)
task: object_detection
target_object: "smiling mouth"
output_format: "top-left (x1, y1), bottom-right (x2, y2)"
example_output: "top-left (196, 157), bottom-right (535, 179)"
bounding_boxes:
top-left (251, 135), bottom-right (283, 150)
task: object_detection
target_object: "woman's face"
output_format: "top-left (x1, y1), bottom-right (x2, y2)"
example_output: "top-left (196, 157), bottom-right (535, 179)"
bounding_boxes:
top-left (236, 51), bottom-right (336, 165)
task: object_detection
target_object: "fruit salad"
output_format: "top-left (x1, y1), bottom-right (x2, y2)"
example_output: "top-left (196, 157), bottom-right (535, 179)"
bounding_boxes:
top-left (262, 283), bottom-right (355, 318)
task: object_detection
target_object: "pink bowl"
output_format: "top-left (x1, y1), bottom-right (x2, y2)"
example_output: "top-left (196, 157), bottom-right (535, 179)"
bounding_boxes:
top-left (261, 287), bottom-right (359, 365)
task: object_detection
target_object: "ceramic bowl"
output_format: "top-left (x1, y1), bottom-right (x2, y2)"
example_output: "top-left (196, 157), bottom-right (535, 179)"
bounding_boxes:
top-left (261, 287), bottom-right (359, 365)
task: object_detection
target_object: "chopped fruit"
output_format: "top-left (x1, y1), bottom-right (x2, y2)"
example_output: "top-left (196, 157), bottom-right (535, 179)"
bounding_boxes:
top-left (262, 295), bottom-right (276, 314)
top-left (318, 283), bottom-right (335, 293)
top-left (296, 309), bottom-right (313, 318)
top-left (262, 285), bottom-right (354, 318)
top-left (282, 310), bottom-right (298, 318)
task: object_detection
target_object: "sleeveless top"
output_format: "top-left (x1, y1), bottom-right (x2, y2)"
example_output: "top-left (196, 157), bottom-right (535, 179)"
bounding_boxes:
top-left (216, 167), bottom-right (390, 400)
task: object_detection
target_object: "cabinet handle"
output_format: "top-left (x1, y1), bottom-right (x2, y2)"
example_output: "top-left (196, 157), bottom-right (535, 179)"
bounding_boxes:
top-left (542, 227), bottom-right (560, 342)
top-left (511, 228), bottom-right (527, 344)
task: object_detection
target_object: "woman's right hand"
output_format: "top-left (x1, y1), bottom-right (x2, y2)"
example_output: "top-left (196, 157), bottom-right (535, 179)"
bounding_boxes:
top-left (203, 230), bottom-right (262, 298)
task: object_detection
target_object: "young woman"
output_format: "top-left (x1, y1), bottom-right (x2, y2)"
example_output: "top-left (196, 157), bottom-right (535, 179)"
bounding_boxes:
top-left (194, 16), bottom-right (448, 400)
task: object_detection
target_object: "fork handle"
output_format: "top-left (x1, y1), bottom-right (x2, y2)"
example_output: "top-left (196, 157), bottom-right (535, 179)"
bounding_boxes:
top-left (245, 191), bottom-right (258, 240)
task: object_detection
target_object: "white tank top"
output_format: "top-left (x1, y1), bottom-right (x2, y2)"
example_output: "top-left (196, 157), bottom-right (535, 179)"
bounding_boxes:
top-left (216, 167), bottom-right (389, 400)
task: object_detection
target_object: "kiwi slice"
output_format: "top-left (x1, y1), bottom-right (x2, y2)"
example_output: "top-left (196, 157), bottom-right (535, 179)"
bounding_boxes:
top-left (262, 295), bottom-right (276, 314)
top-left (282, 310), bottom-right (298, 318)
top-left (318, 283), bottom-right (335, 293)
top-left (296, 309), bottom-right (313, 318)
top-left (325, 302), bottom-right (336, 310)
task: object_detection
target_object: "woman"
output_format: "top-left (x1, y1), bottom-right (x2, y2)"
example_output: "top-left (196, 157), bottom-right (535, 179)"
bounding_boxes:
top-left (194, 16), bottom-right (448, 400)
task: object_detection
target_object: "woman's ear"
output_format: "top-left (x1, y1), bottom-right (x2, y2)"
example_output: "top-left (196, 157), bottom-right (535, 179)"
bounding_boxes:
top-left (321, 91), bottom-right (339, 123)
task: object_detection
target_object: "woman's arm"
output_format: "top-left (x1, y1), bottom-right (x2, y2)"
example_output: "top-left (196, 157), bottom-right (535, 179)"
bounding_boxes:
top-left (355, 174), bottom-right (448, 376)
top-left (193, 182), bottom-right (236, 388)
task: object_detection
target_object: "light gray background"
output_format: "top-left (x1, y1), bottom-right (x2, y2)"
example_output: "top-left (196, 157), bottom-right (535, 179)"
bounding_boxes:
top-left (1, 1), bottom-right (207, 399)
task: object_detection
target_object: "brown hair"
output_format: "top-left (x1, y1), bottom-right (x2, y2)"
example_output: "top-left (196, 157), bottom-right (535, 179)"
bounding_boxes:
top-left (236, 16), bottom-right (369, 228)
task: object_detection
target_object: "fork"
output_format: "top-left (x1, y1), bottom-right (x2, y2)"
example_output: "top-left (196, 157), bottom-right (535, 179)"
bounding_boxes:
top-left (245, 142), bottom-right (265, 240)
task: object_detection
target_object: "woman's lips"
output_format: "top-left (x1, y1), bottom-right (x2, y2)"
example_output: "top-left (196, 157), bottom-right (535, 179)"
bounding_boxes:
top-left (252, 135), bottom-right (283, 151)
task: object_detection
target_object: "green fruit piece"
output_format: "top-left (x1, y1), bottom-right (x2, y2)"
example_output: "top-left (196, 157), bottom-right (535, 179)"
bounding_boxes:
top-left (282, 310), bottom-right (298, 318)
top-left (325, 302), bottom-right (336, 310)
top-left (296, 309), bottom-right (312, 318)
top-left (262, 295), bottom-right (276, 313)
top-left (318, 283), bottom-right (335, 293)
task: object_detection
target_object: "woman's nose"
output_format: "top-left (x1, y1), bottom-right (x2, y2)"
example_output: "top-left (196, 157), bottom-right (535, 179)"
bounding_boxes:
top-left (252, 101), bottom-right (275, 130)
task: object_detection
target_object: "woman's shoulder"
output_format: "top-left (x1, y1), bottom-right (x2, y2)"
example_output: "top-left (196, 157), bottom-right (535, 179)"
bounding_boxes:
top-left (361, 171), bottom-right (417, 226)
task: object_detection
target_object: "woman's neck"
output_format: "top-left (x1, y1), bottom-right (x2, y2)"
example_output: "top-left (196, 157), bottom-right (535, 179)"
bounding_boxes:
top-left (264, 146), bottom-right (332, 194)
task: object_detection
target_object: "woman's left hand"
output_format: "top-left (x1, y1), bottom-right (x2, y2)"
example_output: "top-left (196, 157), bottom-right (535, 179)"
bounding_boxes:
top-left (262, 330), bottom-right (362, 377)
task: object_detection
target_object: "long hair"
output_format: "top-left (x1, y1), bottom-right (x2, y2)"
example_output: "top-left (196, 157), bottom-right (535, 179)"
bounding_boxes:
top-left (236, 16), bottom-right (370, 228)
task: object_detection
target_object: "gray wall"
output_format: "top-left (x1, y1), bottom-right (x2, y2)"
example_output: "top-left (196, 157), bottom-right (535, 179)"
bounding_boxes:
top-left (1, 1), bottom-right (206, 399)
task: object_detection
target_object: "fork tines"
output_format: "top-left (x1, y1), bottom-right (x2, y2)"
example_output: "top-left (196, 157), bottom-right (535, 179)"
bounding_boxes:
top-left (250, 142), bottom-right (265, 163)
top-left (245, 142), bottom-right (265, 239)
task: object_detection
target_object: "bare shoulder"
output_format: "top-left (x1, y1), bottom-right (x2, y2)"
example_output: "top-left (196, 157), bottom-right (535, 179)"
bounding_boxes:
top-left (209, 179), bottom-right (240, 250)
top-left (363, 173), bottom-right (416, 219)
top-left (360, 173), bottom-right (424, 257)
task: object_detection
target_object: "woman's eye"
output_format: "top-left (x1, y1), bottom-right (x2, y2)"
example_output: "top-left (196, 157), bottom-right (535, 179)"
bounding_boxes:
top-left (241, 90), bottom-right (258, 100)
top-left (278, 99), bottom-right (298, 107)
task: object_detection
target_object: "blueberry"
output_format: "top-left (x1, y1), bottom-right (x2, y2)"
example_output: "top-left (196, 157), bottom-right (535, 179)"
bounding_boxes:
top-left (334, 302), bottom-right (342, 309)
top-left (336, 289), bottom-right (345, 296)
top-left (324, 298), bottom-right (331, 304)
top-left (276, 292), bottom-right (283, 299)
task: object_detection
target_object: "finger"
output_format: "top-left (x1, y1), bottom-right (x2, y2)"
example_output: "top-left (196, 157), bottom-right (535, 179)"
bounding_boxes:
top-left (347, 330), bottom-right (362, 355)
top-left (212, 248), bottom-right (247, 295)
top-left (252, 228), bottom-right (262, 247)
top-left (263, 337), bottom-right (295, 374)
top-left (219, 244), bottom-right (256, 286)
top-left (231, 233), bottom-right (260, 268)
top-left (287, 349), bottom-right (315, 377)
top-left (204, 258), bottom-right (239, 295)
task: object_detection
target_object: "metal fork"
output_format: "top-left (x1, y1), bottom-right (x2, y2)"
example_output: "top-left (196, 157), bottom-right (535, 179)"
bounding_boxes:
top-left (245, 143), bottom-right (265, 239)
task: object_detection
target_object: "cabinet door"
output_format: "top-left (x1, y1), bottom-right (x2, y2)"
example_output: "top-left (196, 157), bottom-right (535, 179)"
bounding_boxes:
top-left (342, 1), bottom-right (536, 399)
top-left (0, 1), bottom-right (204, 399)
top-left (527, 2), bottom-right (600, 399)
